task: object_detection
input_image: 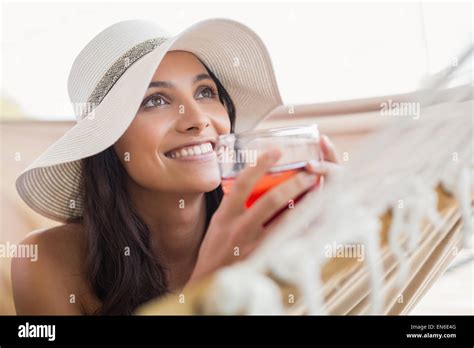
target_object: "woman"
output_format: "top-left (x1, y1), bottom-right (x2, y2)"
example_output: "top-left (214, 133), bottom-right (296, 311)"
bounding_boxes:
top-left (12, 19), bottom-right (340, 315)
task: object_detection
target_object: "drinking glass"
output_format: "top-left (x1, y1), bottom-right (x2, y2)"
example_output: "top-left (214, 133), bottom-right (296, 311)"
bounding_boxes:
top-left (216, 124), bottom-right (322, 221)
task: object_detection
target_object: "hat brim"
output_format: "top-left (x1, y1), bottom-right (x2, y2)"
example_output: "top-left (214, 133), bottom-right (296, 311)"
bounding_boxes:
top-left (16, 18), bottom-right (283, 222)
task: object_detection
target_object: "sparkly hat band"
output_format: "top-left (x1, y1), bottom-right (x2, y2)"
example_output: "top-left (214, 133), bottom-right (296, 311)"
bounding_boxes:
top-left (79, 37), bottom-right (168, 120)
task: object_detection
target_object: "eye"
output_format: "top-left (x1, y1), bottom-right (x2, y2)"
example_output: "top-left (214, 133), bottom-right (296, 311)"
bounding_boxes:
top-left (196, 86), bottom-right (218, 100)
top-left (142, 94), bottom-right (169, 109)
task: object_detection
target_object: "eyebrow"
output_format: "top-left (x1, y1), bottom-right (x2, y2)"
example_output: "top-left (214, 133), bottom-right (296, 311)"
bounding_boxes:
top-left (147, 73), bottom-right (213, 89)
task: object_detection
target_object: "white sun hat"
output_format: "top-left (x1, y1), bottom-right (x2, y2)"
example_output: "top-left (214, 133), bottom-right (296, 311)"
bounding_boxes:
top-left (15, 18), bottom-right (283, 222)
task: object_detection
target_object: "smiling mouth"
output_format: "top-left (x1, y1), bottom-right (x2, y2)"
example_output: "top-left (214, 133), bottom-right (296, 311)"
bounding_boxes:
top-left (164, 141), bottom-right (216, 160)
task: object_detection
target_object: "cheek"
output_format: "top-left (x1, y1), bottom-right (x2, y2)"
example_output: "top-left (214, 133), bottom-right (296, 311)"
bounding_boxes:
top-left (211, 106), bottom-right (231, 134)
top-left (220, 116), bottom-right (231, 134)
top-left (114, 118), bottom-right (167, 184)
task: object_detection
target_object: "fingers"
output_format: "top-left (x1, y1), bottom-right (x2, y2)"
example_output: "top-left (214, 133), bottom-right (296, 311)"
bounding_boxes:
top-left (241, 170), bottom-right (317, 235)
top-left (219, 148), bottom-right (281, 215)
top-left (305, 160), bottom-right (342, 183)
top-left (305, 160), bottom-right (340, 175)
top-left (308, 135), bottom-right (341, 180)
top-left (320, 135), bottom-right (340, 164)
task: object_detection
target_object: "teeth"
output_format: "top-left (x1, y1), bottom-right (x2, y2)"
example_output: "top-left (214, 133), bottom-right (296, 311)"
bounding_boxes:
top-left (167, 142), bottom-right (214, 158)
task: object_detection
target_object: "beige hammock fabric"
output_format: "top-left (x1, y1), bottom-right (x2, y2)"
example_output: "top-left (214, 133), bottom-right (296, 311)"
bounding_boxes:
top-left (136, 188), bottom-right (471, 315)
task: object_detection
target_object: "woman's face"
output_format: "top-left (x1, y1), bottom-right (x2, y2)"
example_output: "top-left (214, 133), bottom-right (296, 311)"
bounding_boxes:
top-left (114, 51), bottom-right (231, 194)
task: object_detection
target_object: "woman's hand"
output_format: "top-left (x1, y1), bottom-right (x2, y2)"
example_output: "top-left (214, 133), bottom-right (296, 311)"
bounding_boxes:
top-left (187, 134), bottom-right (341, 285)
top-left (306, 134), bottom-right (341, 180)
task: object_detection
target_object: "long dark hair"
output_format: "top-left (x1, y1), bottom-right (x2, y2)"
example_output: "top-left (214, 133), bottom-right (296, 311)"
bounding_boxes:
top-left (68, 64), bottom-right (235, 315)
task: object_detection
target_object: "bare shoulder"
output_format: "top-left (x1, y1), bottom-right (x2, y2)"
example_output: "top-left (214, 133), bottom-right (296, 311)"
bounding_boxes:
top-left (15, 223), bottom-right (86, 276)
top-left (23, 223), bottom-right (85, 256)
top-left (11, 223), bottom-right (100, 315)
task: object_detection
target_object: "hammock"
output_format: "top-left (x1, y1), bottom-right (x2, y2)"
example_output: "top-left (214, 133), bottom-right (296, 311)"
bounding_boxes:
top-left (137, 46), bottom-right (473, 315)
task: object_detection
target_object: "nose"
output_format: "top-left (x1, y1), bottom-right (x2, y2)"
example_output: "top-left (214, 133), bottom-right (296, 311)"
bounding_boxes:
top-left (176, 99), bottom-right (211, 133)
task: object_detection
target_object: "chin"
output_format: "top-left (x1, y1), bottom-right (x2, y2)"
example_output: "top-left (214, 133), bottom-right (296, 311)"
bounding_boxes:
top-left (202, 178), bottom-right (222, 192)
top-left (190, 176), bottom-right (222, 193)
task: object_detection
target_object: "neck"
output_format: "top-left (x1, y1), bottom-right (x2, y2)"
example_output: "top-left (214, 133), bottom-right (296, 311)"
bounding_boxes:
top-left (127, 179), bottom-right (207, 288)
